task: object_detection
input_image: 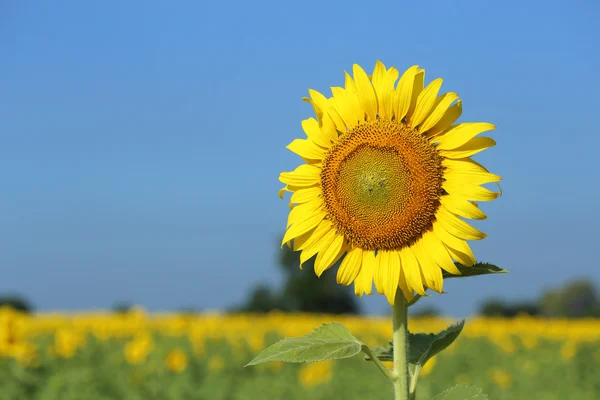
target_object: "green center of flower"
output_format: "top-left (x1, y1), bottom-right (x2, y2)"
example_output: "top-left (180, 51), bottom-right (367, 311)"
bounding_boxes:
top-left (337, 146), bottom-right (411, 217)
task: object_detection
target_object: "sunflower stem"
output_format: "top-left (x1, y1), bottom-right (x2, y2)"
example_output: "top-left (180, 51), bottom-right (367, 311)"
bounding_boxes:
top-left (392, 290), bottom-right (409, 400)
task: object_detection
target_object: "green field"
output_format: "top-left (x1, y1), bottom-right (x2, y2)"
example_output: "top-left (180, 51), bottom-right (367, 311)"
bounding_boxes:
top-left (2, 333), bottom-right (599, 400)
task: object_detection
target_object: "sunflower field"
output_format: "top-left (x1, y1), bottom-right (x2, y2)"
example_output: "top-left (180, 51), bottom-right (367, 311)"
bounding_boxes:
top-left (0, 306), bottom-right (598, 400)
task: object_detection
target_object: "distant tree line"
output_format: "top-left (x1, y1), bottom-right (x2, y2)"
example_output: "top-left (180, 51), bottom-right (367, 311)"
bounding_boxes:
top-left (2, 256), bottom-right (599, 319)
top-left (479, 279), bottom-right (600, 318)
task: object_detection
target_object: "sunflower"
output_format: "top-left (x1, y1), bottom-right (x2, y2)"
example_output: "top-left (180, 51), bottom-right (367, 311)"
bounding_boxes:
top-left (278, 62), bottom-right (500, 304)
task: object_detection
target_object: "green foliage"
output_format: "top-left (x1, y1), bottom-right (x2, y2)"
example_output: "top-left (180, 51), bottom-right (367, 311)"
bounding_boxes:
top-left (540, 280), bottom-right (600, 318)
top-left (0, 295), bottom-right (33, 313)
top-left (479, 299), bottom-right (540, 317)
top-left (432, 386), bottom-right (488, 400)
top-left (246, 323), bottom-right (364, 365)
top-left (479, 280), bottom-right (600, 318)
top-left (0, 334), bottom-right (598, 400)
top-left (236, 245), bottom-right (359, 314)
top-left (365, 321), bottom-right (464, 365)
top-left (407, 321), bottom-right (464, 367)
top-left (443, 262), bottom-right (508, 280)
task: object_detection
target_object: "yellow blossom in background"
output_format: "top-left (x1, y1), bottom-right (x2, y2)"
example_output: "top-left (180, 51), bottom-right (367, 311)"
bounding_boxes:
top-left (9, 342), bottom-right (39, 368)
top-left (247, 333), bottom-right (264, 354)
top-left (519, 358), bottom-right (540, 376)
top-left (489, 368), bottom-right (512, 389)
top-left (560, 340), bottom-right (577, 361)
top-left (419, 355), bottom-right (437, 377)
top-left (165, 348), bottom-right (188, 373)
top-left (208, 355), bottom-right (225, 373)
top-left (298, 361), bottom-right (333, 388)
top-left (124, 332), bottom-right (154, 365)
top-left (520, 335), bottom-right (538, 350)
top-left (54, 328), bottom-right (85, 359)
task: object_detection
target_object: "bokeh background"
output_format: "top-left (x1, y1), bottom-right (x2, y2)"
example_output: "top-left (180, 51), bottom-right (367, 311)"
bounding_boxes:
top-left (1, 1), bottom-right (599, 399)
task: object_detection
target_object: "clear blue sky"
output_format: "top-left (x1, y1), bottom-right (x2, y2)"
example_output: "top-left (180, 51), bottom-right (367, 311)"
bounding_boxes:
top-left (1, 1), bottom-right (598, 316)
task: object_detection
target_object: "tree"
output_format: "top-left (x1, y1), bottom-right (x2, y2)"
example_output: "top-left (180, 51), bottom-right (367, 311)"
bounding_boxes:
top-left (0, 294), bottom-right (33, 313)
top-left (235, 243), bottom-right (360, 314)
top-left (540, 280), bottom-right (600, 318)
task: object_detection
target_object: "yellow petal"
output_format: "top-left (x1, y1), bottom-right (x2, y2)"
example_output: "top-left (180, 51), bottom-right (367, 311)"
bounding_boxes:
top-left (406, 68), bottom-right (425, 122)
top-left (354, 250), bottom-right (375, 296)
top-left (286, 138), bottom-right (326, 160)
top-left (420, 231), bottom-right (461, 275)
top-left (314, 233), bottom-right (345, 277)
top-left (281, 209), bottom-right (326, 247)
top-left (331, 86), bottom-right (361, 129)
top-left (278, 186), bottom-right (288, 199)
top-left (301, 118), bottom-right (334, 149)
top-left (380, 251), bottom-right (401, 305)
top-left (286, 198), bottom-right (322, 227)
top-left (279, 164), bottom-right (321, 187)
top-left (443, 158), bottom-right (491, 173)
top-left (432, 221), bottom-right (476, 266)
top-left (411, 240), bottom-right (443, 293)
top-left (437, 123), bottom-right (496, 151)
top-left (306, 89), bottom-right (328, 123)
top-left (399, 247), bottom-right (426, 296)
top-left (394, 65), bottom-right (420, 121)
top-left (372, 61), bottom-right (399, 120)
top-left (438, 137), bottom-right (496, 158)
top-left (397, 257), bottom-right (414, 303)
top-left (419, 92), bottom-right (459, 133)
top-left (297, 219), bottom-right (333, 251)
top-left (337, 247), bottom-right (363, 286)
top-left (290, 187), bottom-right (322, 205)
top-left (444, 170), bottom-right (502, 185)
top-left (426, 100), bottom-right (462, 138)
top-left (352, 64), bottom-right (378, 121)
top-left (443, 181), bottom-right (501, 202)
top-left (300, 226), bottom-right (336, 266)
top-left (410, 78), bottom-right (443, 128)
top-left (440, 195), bottom-right (487, 220)
top-left (373, 251), bottom-right (386, 295)
top-left (436, 207), bottom-right (486, 241)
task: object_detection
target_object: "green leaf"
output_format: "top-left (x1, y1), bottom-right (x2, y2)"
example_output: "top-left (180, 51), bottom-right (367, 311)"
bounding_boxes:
top-left (245, 323), bottom-right (364, 366)
top-left (363, 342), bottom-right (393, 362)
top-left (432, 386), bottom-right (488, 400)
top-left (443, 262), bottom-right (508, 280)
top-left (408, 320), bottom-right (464, 366)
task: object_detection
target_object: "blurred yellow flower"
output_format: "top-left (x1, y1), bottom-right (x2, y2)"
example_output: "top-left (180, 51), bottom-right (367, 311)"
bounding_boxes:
top-left (9, 342), bottom-right (39, 368)
top-left (54, 328), bottom-right (85, 359)
top-left (489, 368), bottom-right (512, 389)
top-left (208, 355), bottom-right (225, 373)
top-left (419, 355), bottom-right (437, 377)
top-left (560, 340), bottom-right (577, 361)
top-left (165, 348), bottom-right (188, 373)
top-left (124, 332), bottom-right (153, 365)
top-left (298, 361), bottom-right (333, 388)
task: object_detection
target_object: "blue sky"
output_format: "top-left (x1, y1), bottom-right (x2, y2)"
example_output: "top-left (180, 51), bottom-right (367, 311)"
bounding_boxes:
top-left (1, 1), bottom-right (598, 316)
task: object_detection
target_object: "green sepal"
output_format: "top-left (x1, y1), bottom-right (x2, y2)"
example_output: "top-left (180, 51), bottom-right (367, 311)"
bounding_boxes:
top-left (432, 385), bottom-right (488, 400)
top-left (245, 323), bottom-right (364, 366)
top-left (443, 262), bottom-right (508, 280)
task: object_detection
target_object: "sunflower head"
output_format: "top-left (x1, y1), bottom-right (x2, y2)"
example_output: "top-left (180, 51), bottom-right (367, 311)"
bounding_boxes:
top-left (279, 62), bottom-right (501, 305)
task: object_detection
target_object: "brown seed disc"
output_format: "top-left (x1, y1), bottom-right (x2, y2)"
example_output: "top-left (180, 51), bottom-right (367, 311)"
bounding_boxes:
top-left (320, 119), bottom-right (444, 250)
